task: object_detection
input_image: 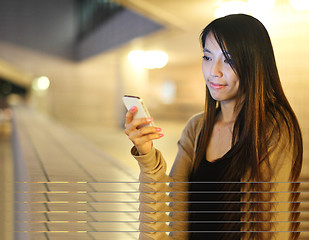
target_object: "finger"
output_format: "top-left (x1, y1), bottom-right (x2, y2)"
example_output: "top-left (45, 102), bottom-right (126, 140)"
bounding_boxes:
top-left (131, 126), bottom-right (162, 138)
top-left (125, 106), bottom-right (137, 126)
top-left (128, 126), bottom-right (162, 143)
top-left (133, 132), bottom-right (164, 145)
top-left (125, 121), bottom-right (160, 138)
top-left (134, 117), bottom-right (153, 129)
top-left (126, 117), bottom-right (153, 132)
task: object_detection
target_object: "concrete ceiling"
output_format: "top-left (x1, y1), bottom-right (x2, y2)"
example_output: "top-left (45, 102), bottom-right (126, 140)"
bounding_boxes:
top-left (0, 0), bottom-right (301, 88)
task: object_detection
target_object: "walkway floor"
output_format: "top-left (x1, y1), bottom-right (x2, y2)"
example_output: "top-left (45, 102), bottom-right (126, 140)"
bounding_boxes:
top-left (0, 117), bottom-right (14, 240)
top-left (1, 107), bottom-right (308, 239)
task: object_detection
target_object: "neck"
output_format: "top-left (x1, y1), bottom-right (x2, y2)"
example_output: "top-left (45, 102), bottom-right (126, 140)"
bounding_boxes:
top-left (219, 100), bottom-right (238, 124)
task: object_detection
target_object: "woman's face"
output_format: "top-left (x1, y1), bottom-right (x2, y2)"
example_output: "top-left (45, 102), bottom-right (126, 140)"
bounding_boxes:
top-left (202, 33), bottom-right (240, 105)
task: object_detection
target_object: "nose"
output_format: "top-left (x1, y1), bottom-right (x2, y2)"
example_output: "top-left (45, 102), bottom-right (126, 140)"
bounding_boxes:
top-left (210, 60), bottom-right (223, 78)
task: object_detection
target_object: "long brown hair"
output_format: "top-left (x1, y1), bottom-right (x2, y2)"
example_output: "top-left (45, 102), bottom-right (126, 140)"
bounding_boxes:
top-left (194, 14), bottom-right (303, 239)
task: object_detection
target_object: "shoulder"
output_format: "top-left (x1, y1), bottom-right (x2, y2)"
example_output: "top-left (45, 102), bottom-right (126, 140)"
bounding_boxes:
top-left (266, 111), bottom-right (293, 147)
top-left (265, 111), bottom-right (300, 169)
top-left (178, 112), bottom-right (204, 147)
top-left (184, 112), bottom-right (204, 133)
top-left (266, 105), bottom-right (302, 145)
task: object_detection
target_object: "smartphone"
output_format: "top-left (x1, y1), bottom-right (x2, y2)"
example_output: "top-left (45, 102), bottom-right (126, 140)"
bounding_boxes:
top-left (122, 95), bottom-right (154, 127)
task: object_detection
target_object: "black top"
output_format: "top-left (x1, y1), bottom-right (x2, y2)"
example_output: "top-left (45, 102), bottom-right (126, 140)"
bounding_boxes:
top-left (188, 150), bottom-right (241, 240)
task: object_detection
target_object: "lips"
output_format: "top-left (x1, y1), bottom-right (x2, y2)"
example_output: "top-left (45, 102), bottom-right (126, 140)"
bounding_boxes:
top-left (209, 82), bottom-right (227, 90)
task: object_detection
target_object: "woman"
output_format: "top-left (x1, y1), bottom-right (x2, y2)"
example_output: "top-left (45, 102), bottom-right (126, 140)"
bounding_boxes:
top-left (124, 14), bottom-right (303, 240)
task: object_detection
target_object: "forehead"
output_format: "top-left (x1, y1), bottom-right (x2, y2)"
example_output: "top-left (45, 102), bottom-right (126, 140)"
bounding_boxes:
top-left (204, 33), bottom-right (222, 52)
top-left (204, 32), bottom-right (229, 55)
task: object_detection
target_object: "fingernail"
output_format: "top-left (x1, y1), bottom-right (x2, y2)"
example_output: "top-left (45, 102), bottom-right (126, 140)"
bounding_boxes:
top-left (159, 133), bottom-right (164, 137)
top-left (146, 118), bottom-right (153, 123)
top-left (130, 106), bottom-right (137, 111)
top-left (156, 128), bottom-right (162, 132)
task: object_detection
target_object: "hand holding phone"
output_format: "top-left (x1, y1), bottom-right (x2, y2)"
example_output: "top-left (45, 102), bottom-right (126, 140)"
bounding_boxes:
top-left (123, 95), bottom-right (163, 155)
top-left (122, 95), bottom-right (154, 127)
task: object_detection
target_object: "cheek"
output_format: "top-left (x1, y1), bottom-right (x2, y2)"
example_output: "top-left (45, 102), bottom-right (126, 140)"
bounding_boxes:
top-left (233, 78), bottom-right (239, 89)
top-left (202, 62), bottom-right (209, 79)
top-left (230, 73), bottom-right (240, 89)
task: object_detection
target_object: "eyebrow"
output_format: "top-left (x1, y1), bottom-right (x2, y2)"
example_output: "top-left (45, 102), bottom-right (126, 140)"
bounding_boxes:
top-left (204, 47), bottom-right (232, 59)
top-left (203, 48), bottom-right (211, 53)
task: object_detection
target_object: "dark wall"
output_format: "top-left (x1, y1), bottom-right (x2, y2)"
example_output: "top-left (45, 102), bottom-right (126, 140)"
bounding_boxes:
top-left (0, 0), bottom-right (77, 59)
top-left (0, 0), bottom-right (162, 61)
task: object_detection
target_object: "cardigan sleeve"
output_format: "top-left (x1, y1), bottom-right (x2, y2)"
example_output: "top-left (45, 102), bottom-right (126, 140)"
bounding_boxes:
top-left (132, 113), bottom-right (203, 240)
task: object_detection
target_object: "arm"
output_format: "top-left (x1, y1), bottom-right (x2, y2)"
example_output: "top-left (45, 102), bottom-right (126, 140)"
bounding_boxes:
top-left (241, 123), bottom-right (300, 240)
top-left (267, 125), bottom-right (297, 240)
top-left (131, 114), bottom-right (203, 240)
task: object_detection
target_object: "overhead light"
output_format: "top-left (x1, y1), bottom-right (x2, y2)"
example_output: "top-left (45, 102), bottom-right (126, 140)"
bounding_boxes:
top-left (290, 0), bottom-right (309, 11)
top-left (128, 50), bottom-right (145, 68)
top-left (32, 76), bottom-right (50, 91)
top-left (161, 80), bottom-right (176, 104)
top-left (215, 1), bottom-right (250, 18)
top-left (128, 50), bottom-right (168, 69)
top-left (214, 0), bottom-right (275, 27)
top-left (248, 0), bottom-right (275, 15)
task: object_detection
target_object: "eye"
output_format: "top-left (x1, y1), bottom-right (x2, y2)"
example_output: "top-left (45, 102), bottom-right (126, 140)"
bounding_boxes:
top-left (224, 58), bottom-right (233, 65)
top-left (203, 56), bottom-right (211, 61)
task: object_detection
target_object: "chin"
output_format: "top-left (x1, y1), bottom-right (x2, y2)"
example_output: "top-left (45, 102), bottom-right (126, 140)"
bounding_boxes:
top-left (209, 93), bottom-right (222, 101)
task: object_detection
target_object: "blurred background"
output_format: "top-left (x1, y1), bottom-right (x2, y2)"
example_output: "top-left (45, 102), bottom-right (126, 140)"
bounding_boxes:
top-left (0, 0), bottom-right (308, 239)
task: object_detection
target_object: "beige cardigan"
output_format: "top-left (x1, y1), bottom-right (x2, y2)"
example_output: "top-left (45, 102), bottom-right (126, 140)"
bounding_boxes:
top-left (132, 113), bottom-right (296, 240)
